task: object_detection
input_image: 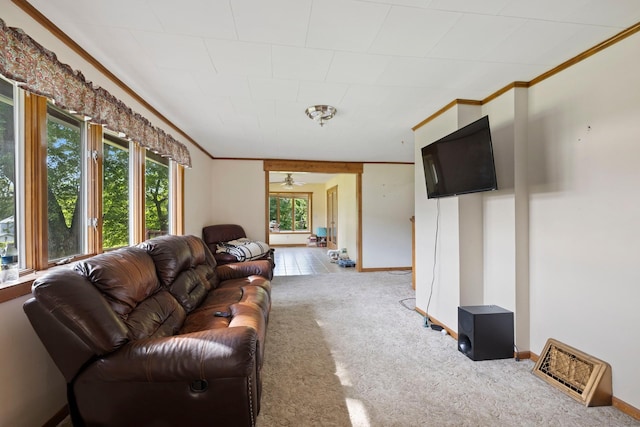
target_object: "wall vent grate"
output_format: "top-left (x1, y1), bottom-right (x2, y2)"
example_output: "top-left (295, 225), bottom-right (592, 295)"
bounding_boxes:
top-left (533, 338), bottom-right (612, 407)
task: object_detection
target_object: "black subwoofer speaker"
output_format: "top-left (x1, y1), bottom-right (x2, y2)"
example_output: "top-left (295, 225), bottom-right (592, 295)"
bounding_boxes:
top-left (458, 305), bottom-right (514, 361)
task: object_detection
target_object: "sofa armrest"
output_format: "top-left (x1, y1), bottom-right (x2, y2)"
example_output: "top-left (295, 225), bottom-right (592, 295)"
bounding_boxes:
top-left (216, 259), bottom-right (273, 280)
top-left (84, 327), bottom-right (257, 382)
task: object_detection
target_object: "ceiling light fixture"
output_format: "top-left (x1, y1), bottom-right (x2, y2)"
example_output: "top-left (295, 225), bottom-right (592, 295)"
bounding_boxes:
top-left (305, 105), bottom-right (337, 127)
top-left (283, 173), bottom-right (295, 189)
top-left (281, 173), bottom-right (305, 189)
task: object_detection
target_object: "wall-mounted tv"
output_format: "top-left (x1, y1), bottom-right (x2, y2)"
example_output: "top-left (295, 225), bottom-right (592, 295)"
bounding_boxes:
top-left (421, 115), bottom-right (498, 199)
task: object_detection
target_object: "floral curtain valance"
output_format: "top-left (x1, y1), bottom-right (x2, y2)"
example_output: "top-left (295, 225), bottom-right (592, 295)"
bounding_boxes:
top-left (0, 18), bottom-right (191, 167)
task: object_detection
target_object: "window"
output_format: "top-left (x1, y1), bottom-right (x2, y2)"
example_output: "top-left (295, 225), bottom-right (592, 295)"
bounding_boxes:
top-left (0, 87), bottom-right (184, 297)
top-left (46, 106), bottom-right (85, 260)
top-left (145, 151), bottom-right (169, 239)
top-left (103, 134), bottom-right (130, 249)
top-left (269, 193), bottom-right (311, 232)
top-left (0, 78), bottom-right (17, 264)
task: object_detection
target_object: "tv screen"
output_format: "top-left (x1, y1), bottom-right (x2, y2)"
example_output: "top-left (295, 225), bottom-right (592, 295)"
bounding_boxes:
top-left (421, 115), bottom-right (497, 199)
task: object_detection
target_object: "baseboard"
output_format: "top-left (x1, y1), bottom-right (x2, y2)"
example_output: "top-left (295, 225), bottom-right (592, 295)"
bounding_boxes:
top-left (613, 397), bottom-right (640, 421)
top-left (43, 404), bottom-right (68, 427)
top-left (359, 266), bottom-right (411, 273)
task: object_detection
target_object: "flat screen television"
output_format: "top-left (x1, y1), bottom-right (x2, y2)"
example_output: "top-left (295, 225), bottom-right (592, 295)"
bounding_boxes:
top-left (421, 115), bottom-right (498, 199)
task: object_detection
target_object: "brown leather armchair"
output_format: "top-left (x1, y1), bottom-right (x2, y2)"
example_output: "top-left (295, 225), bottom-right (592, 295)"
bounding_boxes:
top-left (203, 224), bottom-right (275, 270)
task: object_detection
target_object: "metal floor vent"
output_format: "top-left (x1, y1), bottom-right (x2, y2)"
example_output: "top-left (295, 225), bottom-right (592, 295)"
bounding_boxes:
top-left (533, 338), bottom-right (612, 406)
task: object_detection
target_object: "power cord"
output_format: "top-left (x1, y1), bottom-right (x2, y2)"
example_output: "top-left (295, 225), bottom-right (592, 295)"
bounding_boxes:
top-left (424, 198), bottom-right (440, 327)
top-left (398, 297), bottom-right (416, 311)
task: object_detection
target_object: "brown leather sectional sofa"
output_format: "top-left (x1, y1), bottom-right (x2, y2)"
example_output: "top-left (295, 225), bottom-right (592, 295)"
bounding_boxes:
top-left (24, 234), bottom-right (272, 426)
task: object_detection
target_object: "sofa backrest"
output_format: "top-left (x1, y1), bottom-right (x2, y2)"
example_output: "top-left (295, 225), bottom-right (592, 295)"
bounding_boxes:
top-left (74, 246), bottom-right (186, 341)
top-left (138, 235), bottom-right (220, 313)
top-left (26, 235), bottom-right (220, 383)
top-left (202, 224), bottom-right (246, 253)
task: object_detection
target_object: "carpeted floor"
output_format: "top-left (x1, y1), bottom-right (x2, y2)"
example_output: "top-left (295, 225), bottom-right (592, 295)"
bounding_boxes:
top-left (258, 272), bottom-right (639, 427)
top-left (57, 270), bottom-right (638, 426)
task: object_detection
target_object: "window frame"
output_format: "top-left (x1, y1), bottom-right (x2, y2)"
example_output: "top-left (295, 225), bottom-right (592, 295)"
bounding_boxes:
top-left (0, 77), bottom-right (20, 270)
top-left (0, 88), bottom-right (185, 301)
top-left (269, 192), bottom-right (312, 233)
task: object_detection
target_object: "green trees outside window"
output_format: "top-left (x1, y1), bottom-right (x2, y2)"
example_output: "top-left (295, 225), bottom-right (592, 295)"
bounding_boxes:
top-left (103, 136), bottom-right (130, 249)
top-left (269, 193), bottom-right (310, 232)
top-left (145, 152), bottom-right (169, 238)
top-left (47, 107), bottom-right (83, 260)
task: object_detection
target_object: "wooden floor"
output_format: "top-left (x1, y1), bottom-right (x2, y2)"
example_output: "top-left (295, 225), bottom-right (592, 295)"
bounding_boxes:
top-left (273, 246), bottom-right (351, 276)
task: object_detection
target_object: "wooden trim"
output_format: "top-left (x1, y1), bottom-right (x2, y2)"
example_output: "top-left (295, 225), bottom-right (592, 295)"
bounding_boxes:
top-left (410, 216), bottom-right (415, 290)
top-left (171, 164), bottom-right (185, 235)
top-left (613, 397), bottom-right (640, 421)
top-left (23, 92), bottom-right (48, 270)
top-left (264, 171), bottom-right (270, 244)
top-left (414, 308), bottom-right (458, 340)
top-left (360, 267), bottom-right (411, 272)
top-left (356, 173), bottom-right (362, 272)
top-left (220, 156), bottom-right (410, 165)
top-left (11, 0), bottom-right (211, 159)
top-left (412, 99), bottom-right (482, 131)
top-left (264, 159), bottom-right (363, 174)
top-left (530, 21), bottom-right (640, 87)
top-left (131, 144), bottom-right (146, 244)
top-left (482, 81), bottom-right (529, 104)
top-left (42, 404), bottom-right (68, 427)
top-left (286, 23), bottom-right (640, 150)
top-left (516, 351), bottom-right (531, 360)
top-left (265, 160), bottom-right (363, 268)
top-left (413, 22), bottom-right (640, 130)
top-left (86, 123), bottom-right (103, 254)
top-left (0, 279), bottom-right (33, 303)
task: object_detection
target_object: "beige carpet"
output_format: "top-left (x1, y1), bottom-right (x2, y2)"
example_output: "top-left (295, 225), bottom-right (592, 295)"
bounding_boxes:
top-left (258, 272), bottom-right (639, 427)
top-left (56, 271), bottom-right (638, 426)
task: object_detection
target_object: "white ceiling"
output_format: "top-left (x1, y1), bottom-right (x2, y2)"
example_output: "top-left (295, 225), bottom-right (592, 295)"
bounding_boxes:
top-left (26, 0), bottom-right (640, 163)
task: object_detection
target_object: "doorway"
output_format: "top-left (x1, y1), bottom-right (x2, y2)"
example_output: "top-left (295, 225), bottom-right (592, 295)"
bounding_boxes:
top-left (263, 160), bottom-right (363, 271)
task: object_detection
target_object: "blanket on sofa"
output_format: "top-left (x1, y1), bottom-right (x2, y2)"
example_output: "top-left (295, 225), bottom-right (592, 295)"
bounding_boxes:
top-left (217, 238), bottom-right (271, 262)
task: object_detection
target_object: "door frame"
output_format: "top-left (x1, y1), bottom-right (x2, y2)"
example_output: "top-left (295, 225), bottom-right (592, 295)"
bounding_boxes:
top-left (326, 185), bottom-right (338, 249)
top-left (264, 160), bottom-right (363, 271)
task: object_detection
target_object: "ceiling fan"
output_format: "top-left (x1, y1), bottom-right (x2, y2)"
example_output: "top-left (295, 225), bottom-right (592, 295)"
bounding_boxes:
top-left (281, 173), bottom-right (305, 189)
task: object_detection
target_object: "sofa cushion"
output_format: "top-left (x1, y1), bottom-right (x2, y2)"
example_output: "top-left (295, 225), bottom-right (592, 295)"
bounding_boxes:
top-left (31, 268), bottom-right (130, 356)
top-left (168, 269), bottom-right (210, 313)
top-left (75, 247), bottom-right (160, 317)
top-left (138, 235), bottom-right (192, 288)
top-left (140, 235), bottom-right (218, 312)
top-left (124, 289), bottom-right (186, 340)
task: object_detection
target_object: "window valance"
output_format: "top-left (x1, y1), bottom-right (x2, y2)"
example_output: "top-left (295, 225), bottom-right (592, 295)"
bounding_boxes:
top-left (0, 18), bottom-right (191, 167)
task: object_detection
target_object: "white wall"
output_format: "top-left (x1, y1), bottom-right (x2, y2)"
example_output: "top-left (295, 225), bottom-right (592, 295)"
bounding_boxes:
top-left (325, 174), bottom-right (358, 260)
top-left (414, 105), bottom-right (487, 329)
top-left (209, 159), bottom-right (267, 241)
top-left (527, 33), bottom-right (640, 408)
top-left (414, 29), bottom-right (640, 410)
top-left (0, 296), bottom-right (66, 426)
top-left (183, 151), bottom-right (213, 237)
top-left (361, 164), bottom-right (414, 269)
